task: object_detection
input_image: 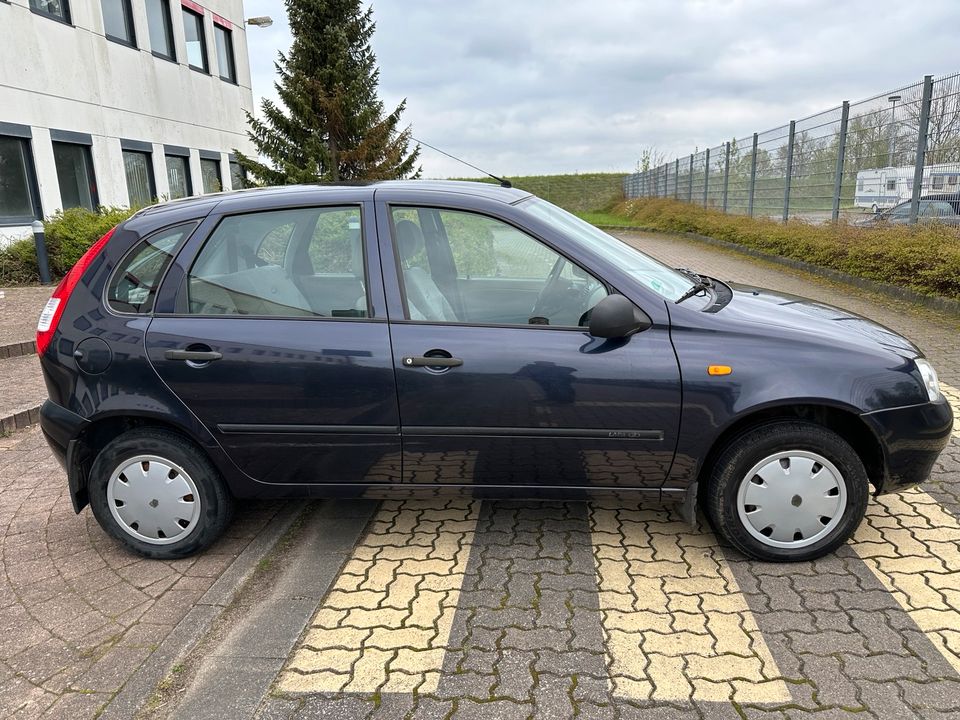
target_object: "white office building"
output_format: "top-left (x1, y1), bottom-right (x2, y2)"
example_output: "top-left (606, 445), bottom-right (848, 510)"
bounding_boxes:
top-left (0, 0), bottom-right (257, 244)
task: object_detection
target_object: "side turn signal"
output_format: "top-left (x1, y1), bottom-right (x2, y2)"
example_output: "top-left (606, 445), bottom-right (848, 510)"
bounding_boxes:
top-left (707, 365), bottom-right (732, 376)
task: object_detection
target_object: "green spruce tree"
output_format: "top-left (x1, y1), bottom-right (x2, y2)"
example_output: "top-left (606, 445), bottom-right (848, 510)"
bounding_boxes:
top-left (235, 0), bottom-right (420, 184)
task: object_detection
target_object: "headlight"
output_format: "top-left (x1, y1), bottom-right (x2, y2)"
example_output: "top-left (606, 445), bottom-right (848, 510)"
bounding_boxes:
top-left (915, 358), bottom-right (941, 402)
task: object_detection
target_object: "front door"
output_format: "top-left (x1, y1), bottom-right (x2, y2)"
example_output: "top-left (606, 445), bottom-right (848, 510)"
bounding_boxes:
top-left (146, 201), bottom-right (401, 486)
top-left (380, 203), bottom-right (681, 489)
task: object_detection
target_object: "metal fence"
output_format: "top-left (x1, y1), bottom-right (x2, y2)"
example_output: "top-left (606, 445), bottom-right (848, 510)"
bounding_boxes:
top-left (624, 73), bottom-right (960, 224)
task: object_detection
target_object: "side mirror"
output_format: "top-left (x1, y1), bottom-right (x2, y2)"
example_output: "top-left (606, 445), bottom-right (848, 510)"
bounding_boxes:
top-left (588, 294), bottom-right (652, 339)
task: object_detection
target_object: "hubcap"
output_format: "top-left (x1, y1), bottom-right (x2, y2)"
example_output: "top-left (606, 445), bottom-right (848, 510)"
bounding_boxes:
top-left (736, 450), bottom-right (846, 549)
top-left (106, 455), bottom-right (200, 545)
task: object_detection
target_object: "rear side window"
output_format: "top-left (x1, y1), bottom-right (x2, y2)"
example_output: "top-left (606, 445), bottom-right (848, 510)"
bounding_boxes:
top-left (186, 206), bottom-right (367, 318)
top-left (107, 223), bottom-right (194, 314)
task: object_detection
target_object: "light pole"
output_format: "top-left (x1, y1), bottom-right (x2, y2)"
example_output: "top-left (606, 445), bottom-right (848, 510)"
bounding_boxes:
top-left (887, 94), bottom-right (901, 167)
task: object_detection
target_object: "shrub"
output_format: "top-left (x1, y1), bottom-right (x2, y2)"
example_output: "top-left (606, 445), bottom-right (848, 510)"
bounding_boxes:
top-left (606, 199), bottom-right (960, 301)
top-left (0, 206), bottom-right (136, 285)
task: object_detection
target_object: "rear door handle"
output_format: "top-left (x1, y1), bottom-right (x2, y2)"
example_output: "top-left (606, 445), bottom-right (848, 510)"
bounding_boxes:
top-left (402, 356), bottom-right (463, 368)
top-left (165, 349), bottom-right (223, 362)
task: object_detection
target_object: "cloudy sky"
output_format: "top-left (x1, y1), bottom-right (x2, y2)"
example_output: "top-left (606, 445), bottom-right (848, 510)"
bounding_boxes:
top-left (243, 0), bottom-right (960, 178)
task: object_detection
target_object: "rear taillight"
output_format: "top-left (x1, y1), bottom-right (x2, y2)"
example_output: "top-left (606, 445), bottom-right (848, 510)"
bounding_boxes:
top-left (36, 226), bottom-right (117, 356)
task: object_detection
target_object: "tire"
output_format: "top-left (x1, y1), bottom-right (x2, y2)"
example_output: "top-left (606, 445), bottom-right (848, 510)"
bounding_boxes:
top-left (88, 427), bottom-right (234, 559)
top-left (871, 203), bottom-right (879, 214)
top-left (704, 421), bottom-right (869, 562)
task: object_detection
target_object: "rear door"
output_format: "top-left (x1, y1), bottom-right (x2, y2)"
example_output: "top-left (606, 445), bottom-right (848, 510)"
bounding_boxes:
top-left (146, 192), bottom-right (401, 486)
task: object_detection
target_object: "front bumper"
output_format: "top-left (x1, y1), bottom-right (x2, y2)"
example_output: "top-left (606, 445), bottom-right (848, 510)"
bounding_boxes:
top-left (861, 395), bottom-right (954, 494)
top-left (39, 400), bottom-right (90, 512)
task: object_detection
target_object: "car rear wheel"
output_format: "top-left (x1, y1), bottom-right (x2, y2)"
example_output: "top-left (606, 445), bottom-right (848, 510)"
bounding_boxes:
top-left (705, 421), bottom-right (869, 562)
top-left (89, 427), bottom-right (233, 559)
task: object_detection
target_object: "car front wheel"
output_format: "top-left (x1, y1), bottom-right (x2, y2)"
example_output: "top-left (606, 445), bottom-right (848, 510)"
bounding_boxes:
top-left (89, 427), bottom-right (234, 559)
top-left (705, 421), bottom-right (869, 562)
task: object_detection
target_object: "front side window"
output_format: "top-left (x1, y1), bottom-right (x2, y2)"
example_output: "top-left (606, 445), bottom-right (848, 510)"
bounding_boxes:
top-left (392, 207), bottom-right (607, 327)
top-left (165, 155), bottom-right (191, 199)
top-left (182, 8), bottom-right (208, 72)
top-left (0, 136), bottom-right (41, 225)
top-left (522, 198), bottom-right (696, 302)
top-left (889, 202), bottom-right (911, 219)
top-left (200, 158), bottom-right (221, 193)
top-left (123, 150), bottom-right (155, 207)
top-left (29, 0), bottom-right (70, 23)
top-left (857, 179), bottom-right (864, 191)
top-left (187, 206), bottom-right (367, 318)
top-left (108, 223), bottom-right (194, 314)
top-left (145, 0), bottom-right (175, 59)
top-left (214, 24), bottom-right (236, 82)
top-left (53, 142), bottom-right (97, 211)
top-left (101, 0), bottom-right (135, 45)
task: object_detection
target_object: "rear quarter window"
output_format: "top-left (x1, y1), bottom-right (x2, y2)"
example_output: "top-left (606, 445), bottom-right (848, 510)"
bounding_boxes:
top-left (107, 223), bottom-right (195, 314)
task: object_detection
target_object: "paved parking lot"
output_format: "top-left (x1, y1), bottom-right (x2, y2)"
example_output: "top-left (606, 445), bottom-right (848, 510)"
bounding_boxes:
top-left (2, 231), bottom-right (959, 719)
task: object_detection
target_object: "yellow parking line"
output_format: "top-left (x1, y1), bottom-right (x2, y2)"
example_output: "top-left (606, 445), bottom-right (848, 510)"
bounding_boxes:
top-left (851, 488), bottom-right (960, 673)
top-left (591, 506), bottom-right (791, 703)
top-left (277, 499), bottom-right (480, 694)
top-left (940, 382), bottom-right (960, 438)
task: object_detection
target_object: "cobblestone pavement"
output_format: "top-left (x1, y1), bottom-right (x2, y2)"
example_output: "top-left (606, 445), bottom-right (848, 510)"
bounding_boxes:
top-left (251, 233), bottom-right (960, 720)
top-left (3, 234), bottom-right (960, 719)
top-left (0, 426), bottom-right (290, 718)
top-left (0, 286), bottom-right (48, 351)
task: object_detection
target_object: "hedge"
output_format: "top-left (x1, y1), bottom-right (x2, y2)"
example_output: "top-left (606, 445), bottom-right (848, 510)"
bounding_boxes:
top-left (606, 199), bottom-right (960, 301)
top-left (0, 206), bottom-right (135, 285)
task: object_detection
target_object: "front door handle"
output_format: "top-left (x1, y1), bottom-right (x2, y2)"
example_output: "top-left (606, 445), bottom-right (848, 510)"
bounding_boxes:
top-left (402, 356), bottom-right (463, 368)
top-left (165, 349), bottom-right (223, 362)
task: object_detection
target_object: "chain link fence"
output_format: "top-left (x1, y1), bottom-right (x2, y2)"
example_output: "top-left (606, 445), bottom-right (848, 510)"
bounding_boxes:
top-left (625, 73), bottom-right (960, 224)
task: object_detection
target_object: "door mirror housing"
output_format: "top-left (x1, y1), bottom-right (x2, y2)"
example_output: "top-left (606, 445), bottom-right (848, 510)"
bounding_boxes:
top-left (588, 294), bottom-right (652, 339)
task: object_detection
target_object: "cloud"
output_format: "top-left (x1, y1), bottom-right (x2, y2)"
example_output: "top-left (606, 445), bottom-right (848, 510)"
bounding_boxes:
top-left (243, 0), bottom-right (960, 177)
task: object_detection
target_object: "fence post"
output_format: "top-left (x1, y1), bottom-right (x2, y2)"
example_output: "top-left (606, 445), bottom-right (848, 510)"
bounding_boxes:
top-left (703, 148), bottom-right (710, 207)
top-left (832, 101), bottom-right (850, 222)
top-left (722, 141), bottom-right (731, 213)
top-left (782, 120), bottom-right (796, 223)
top-left (674, 159), bottom-right (680, 199)
top-left (688, 154), bottom-right (694, 201)
top-left (909, 75), bottom-right (934, 225)
top-left (747, 133), bottom-right (759, 217)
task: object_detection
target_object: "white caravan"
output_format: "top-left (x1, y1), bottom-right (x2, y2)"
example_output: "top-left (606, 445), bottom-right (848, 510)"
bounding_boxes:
top-left (855, 163), bottom-right (960, 212)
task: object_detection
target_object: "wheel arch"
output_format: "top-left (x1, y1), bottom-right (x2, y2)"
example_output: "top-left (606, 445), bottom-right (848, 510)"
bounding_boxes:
top-left (70, 413), bottom-right (227, 511)
top-left (694, 402), bottom-right (886, 504)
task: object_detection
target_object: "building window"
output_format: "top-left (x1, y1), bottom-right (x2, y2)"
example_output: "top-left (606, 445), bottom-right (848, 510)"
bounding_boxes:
top-left (101, 0), bottom-right (136, 46)
top-left (229, 160), bottom-right (246, 190)
top-left (932, 175), bottom-right (945, 190)
top-left (53, 142), bottom-right (98, 211)
top-left (200, 157), bottom-right (222, 193)
top-left (182, 7), bottom-right (208, 73)
top-left (145, 0), bottom-right (175, 60)
top-left (123, 150), bottom-right (156, 207)
top-left (29, 0), bottom-right (70, 24)
top-left (0, 135), bottom-right (41, 225)
top-left (165, 154), bottom-right (192, 199)
top-left (213, 23), bottom-right (237, 83)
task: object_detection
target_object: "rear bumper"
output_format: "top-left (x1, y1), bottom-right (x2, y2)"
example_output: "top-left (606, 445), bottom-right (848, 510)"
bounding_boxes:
top-left (861, 396), bottom-right (954, 494)
top-left (39, 400), bottom-right (90, 512)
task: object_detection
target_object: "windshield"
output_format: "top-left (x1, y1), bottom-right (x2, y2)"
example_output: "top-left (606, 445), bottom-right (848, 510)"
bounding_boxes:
top-left (520, 198), bottom-right (696, 301)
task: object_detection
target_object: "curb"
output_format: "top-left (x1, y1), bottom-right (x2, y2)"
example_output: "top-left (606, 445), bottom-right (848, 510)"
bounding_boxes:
top-left (0, 404), bottom-right (41, 436)
top-left (0, 340), bottom-right (36, 360)
top-left (99, 501), bottom-right (308, 720)
top-left (599, 224), bottom-right (960, 317)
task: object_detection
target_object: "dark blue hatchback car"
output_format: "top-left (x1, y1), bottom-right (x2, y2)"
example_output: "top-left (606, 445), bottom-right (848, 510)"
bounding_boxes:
top-left (37, 181), bottom-right (953, 562)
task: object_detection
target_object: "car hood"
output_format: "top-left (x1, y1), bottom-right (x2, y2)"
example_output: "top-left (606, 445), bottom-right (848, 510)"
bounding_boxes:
top-left (715, 282), bottom-right (920, 358)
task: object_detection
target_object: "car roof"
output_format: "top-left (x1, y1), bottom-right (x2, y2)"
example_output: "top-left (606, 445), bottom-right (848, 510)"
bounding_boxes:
top-left (130, 179), bottom-right (532, 221)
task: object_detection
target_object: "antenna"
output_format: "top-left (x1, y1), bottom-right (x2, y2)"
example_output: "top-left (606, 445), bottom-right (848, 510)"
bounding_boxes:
top-left (411, 136), bottom-right (512, 188)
